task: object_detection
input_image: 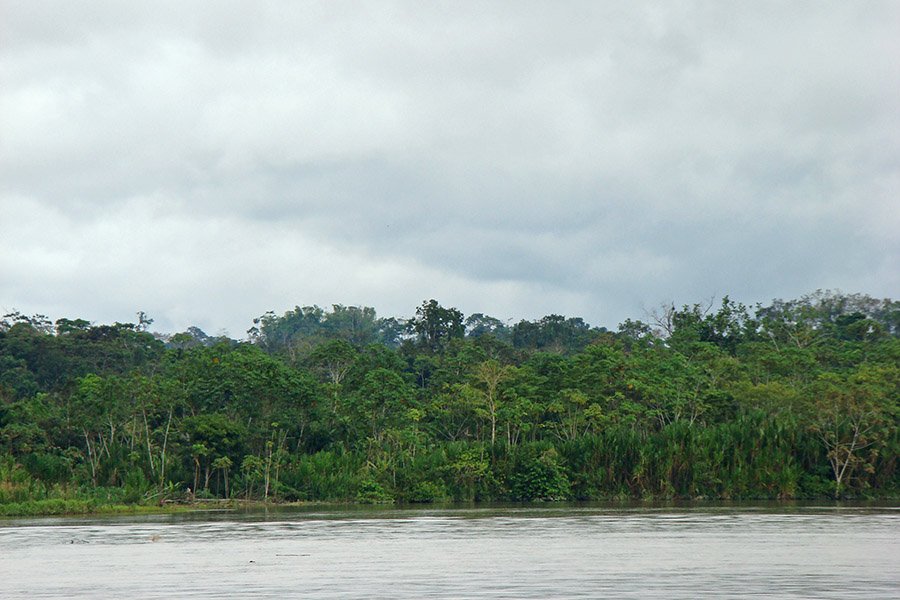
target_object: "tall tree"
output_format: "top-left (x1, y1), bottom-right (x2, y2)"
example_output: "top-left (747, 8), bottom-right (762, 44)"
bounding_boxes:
top-left (409, 300), bottom-right (464, 353)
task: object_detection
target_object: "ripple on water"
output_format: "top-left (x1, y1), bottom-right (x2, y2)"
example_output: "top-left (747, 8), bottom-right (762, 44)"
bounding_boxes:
top-left (1, 507), bottom-right (898, 599)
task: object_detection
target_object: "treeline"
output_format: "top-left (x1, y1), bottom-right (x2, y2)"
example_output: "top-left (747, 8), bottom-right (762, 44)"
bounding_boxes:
top-left (0, 291), bottom-right (897, 509)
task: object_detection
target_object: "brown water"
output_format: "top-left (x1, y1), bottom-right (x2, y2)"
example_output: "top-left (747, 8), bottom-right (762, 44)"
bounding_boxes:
top-left (1, 505), bottom-right (897, 598)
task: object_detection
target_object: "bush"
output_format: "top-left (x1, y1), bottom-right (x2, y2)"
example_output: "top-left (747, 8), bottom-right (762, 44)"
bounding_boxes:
top-left (356, 479), bottom-right (393, 504)
top-left (406, 480), bottom-right (447, 503)
top-left (509, 448), bottom-right (571, 501)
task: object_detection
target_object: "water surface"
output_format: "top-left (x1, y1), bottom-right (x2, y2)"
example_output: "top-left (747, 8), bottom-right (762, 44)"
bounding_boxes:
top-left (2, 504), bottom-right (897, 598)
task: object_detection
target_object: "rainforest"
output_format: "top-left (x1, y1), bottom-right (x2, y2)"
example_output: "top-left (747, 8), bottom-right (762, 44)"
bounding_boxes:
top-left (1, 290), bottom-right (897, 515)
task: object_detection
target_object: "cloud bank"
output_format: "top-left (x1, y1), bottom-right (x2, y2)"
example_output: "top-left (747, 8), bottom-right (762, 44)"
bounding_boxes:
top-left (2, 2), bottom-right (898, 336)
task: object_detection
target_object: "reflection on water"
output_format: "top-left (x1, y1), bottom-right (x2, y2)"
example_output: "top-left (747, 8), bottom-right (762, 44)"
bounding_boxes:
top-left (2, 505), bottom-right (898, 599)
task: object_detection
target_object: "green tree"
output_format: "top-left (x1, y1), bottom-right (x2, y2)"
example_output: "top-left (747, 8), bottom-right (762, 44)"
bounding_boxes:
top-left (307, 339), bottom-right (357, 432)
top-left (182, 413), bottom-right (247, 494)
top-left (349, 368), bottom-right (415, 445)
top-left (409, 300), bottom-right (464, 352)
top-left (211, 455), bottom-right (233, 498)
top-left (807, 365), bottom-right (898, 497)
top-left (472, 360), bottom-right (512, 445)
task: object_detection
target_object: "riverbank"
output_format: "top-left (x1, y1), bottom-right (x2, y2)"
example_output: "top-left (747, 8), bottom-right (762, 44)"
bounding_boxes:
top-left (0, 499), bottom-right (185, 517)
top-left (3, 494), bottom-right (898, 518)
top-left (0, 498), bottom-right (279, 517)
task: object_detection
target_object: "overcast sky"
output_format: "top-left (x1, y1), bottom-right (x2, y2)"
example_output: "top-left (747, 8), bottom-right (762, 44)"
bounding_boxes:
top-left (1, 2), bottom-right (898, 337)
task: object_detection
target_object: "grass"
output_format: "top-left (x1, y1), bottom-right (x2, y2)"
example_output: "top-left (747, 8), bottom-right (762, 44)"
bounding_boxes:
top-left (0, 496), bottom-right (338, 518)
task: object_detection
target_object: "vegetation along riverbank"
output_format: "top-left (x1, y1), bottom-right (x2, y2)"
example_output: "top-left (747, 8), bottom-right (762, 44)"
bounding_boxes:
top-left (1, 290), bottom-right (897, 516)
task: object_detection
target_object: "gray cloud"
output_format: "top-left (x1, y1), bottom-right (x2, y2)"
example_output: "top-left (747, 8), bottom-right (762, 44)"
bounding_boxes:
top-left (2, 1), bottom-right (898, 336)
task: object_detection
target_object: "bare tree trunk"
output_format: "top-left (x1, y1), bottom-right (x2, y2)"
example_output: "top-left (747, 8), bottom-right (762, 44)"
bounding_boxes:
top-left (83, 430), bottom-right (99, 487)
top-left (142, 407), bottom-right (155, 476)
top-left (264, 444), bottom-right (272, 502)
top-left (158, 407), bottom-right (173, 491)
top-left (490, 404), bottom-right (497, 446)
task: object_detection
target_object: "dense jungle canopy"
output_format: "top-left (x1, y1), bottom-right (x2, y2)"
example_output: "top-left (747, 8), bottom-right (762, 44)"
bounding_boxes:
top-left (1, 291), bottom-right (897, 511)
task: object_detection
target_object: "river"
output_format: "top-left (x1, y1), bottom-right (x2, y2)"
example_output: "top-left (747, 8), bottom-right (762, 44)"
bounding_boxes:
top-left (1, 504), bottom-right (897, 598)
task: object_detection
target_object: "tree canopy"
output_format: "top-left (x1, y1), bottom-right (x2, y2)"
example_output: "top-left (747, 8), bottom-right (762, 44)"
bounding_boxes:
top-left (0, 291), bottom-right (897, 510)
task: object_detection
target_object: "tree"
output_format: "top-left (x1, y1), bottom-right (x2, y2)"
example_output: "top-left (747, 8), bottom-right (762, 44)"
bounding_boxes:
top-left (616, 318), bottom-right (656, 350)
top-left (249, 304), bottom-right (399, 358)
top-left (248, 305), bottom-right (326, 362)
top-left (465, 313), bottom-right (510, 340)
top-left (1, 311), bottom-right (54, 335)
top-left (211, 456), bottom-right (233, 498)
top-left (472, 360), bottom-right (511, 445)
top-left (409, 300), bottom-right (464, 352)
top-left (756, 290), bottom-right (899, 350)
top-left (511, 314), bottom-right (599, 354)
top-left (135, 311), bottom-right (154, 332)
top-left (426, 384), bottom-right (481, 442)
top-left (70, 373), bottom-right (130, 487)
top-left (499, 365), bottom-right (544, 445)
top-left (182, 413), bottom-right (247, 494)
top-left (308, 339), bottom-right (357, 387)
top-left (241, 454), bottom-right (264, 500)
top-left (322, 305), bottom-right (380, 346)
top-left (660, 296), bottom-right (755, 355)
top-left (349, 368), bottom-right (415, 445)
top-left (626, 344), bottom-right (735, 428)
top-left (308, 339), bottom-right (357, 419)
top-left (55, 318), bottom-right (91, 335)
top-left (808, 366), bottom-right (898, 497)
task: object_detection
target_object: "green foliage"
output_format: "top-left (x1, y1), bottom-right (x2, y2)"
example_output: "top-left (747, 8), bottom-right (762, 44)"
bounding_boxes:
top-left (410, 299), bottom-right (465, 353)
top-left (440, 445), bottom-right (496, 501)
top-left (512, 315), bottom-right (601, 354)
top-left (405, 480), bottom-right (448, 503)
top-left (248, 304), bottom-right (400, 362)
top-left (509, 446), bottom-right (572, 501)
top-left (0, 291), bottom-right (897, 513)
top-left (356, 478), bottom-right (394, 503)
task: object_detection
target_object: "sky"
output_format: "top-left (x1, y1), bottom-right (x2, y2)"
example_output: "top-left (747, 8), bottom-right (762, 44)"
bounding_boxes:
top-left (1, 2), bottom-right (898, 338)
